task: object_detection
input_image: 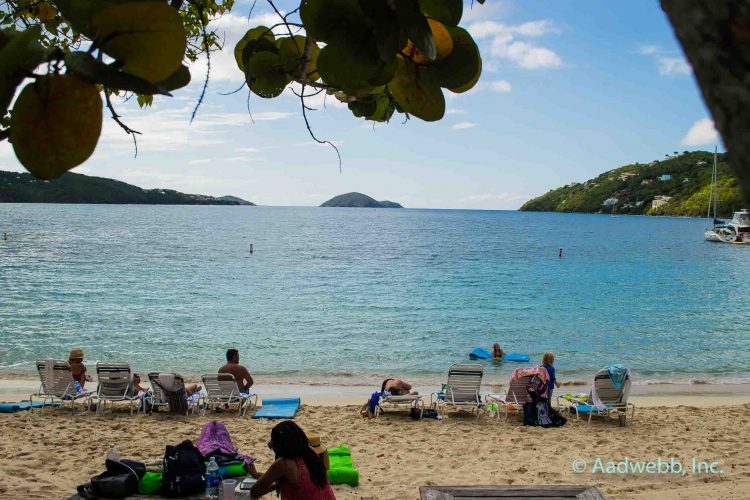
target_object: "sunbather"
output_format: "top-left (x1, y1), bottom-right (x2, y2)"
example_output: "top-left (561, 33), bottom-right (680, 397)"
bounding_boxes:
top-left (381, 378), bottom-right (417, 396)
top-left (68, 348), bottom-right (93, 389)
top-left (219, 348), bottom-right (254, 393)
top-left (251, 421), bottom-right (336, 500)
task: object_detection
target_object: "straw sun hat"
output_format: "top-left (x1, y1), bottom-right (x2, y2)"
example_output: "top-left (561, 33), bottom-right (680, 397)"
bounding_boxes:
top-left (68, 348), bottom-right (84, 361)
top-left (307, 434), bottom-right (326, 455)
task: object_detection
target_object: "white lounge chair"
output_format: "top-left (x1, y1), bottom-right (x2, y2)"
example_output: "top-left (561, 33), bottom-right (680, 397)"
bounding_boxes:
top-left (146, 372), bottom-right (171, 414)
top-left (558, 367), bottom-right (635, 425)
top-left (147, 372), bottom-right (196, 415)
top-left (201, 373), bottom-right (257, 417)
top-left (30, 359), bottom-right (92, 412)
top-left (431, 363), bottom-right (484, 418)
top-left (374, 393), bottom-right (424, 418)
top-left (94, 362), bottom-right (140, 415)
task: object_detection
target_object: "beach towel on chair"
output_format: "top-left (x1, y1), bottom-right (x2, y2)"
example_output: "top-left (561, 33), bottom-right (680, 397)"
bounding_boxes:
top-left (327, 445), bottom-right (359, 486)
top-left (252, 398), bottom-right (300, 419)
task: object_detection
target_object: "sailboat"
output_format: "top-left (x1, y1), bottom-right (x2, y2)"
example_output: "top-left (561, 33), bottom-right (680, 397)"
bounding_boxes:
top-left (704, 147), bottom-right (750, 243)
top-left (610, 201), bottom-right (618, 217)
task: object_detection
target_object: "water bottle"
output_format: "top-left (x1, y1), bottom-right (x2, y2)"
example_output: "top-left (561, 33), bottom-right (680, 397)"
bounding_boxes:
top-left (206, 457), bottom-right (220, 499)
top-left (106, 444), bottom-right (120, 462)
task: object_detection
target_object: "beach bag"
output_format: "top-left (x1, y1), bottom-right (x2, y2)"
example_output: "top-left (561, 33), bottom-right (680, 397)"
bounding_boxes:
top-left (544, 406), bottom-right (567, 428)
top-left (526, 375), bottom-right (548, 400)
top-left (162, 440), bottom-right (206, 497)
top-left (522, 402), bottom-right (537, 426)
top-left (535, 399), bottom-right (552, 427)
top-left (138, 472), bottom-right (163, 495)
top-left (80, 459), bottom-right (145, 498)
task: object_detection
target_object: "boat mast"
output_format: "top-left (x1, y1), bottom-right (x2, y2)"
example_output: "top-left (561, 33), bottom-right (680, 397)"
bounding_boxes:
top-left (707, 146), bottom-right (718, 227)
top-left (712, 146), bottom-right (718, 224)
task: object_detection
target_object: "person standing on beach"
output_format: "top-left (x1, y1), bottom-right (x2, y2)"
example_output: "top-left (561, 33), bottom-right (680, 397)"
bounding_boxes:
top-left (219, 348), bottom-right (254, 393)
top-left (542, 352), bottom-right (560, 409)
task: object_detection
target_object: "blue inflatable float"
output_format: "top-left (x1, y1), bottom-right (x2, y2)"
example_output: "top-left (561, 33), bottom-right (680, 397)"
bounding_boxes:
top-left (469, 348), bottom-right (530, 362)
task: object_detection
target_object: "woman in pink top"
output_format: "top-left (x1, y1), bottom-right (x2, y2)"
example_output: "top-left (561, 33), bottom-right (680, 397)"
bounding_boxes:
top-left (250, 421), bottom-right (336, 500)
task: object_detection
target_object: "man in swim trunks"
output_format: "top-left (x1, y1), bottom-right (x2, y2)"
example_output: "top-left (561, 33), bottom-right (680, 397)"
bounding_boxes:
top-left (219, 348), bottom-right (254, 393)
top-left (381, 378), bottom-right (417, 396)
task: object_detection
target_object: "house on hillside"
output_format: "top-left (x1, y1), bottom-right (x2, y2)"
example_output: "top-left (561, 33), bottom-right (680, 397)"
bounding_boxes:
top-left (617, 172), bottom-right (636, 181)
top-left (659, 174), bottom-right (672, 181)
top-left (652, 195), bottom-right (672, 210)
top-left (641, 179), bottom-right (653, 186)
top-left (602, 197), bottom-right (618, 207)
top-left (697, 160), bottom-right (707, 166)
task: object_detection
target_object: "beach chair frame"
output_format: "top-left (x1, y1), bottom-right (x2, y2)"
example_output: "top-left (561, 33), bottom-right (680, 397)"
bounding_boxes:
top-left (375, 393), bottom-right (424, 418)
top-left (94, 362), bottom-right (140, 415)
top-left (147, 372), bottom-right (197, 415)
top-left (30, 359), bottom-right (92, 413)
top-left (430, 363), bottom-right (484, 419)
top-left (200, 373), bottom-right (258, 417)
top-left (557, 369), bottom-right (636, 425)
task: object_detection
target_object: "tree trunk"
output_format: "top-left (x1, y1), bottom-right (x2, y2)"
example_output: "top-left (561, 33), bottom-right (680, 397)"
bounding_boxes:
top-left (661, 0), bottom-right (750, 204)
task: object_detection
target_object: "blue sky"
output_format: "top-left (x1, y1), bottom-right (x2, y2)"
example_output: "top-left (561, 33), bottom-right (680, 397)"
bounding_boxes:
top-left (0, 0), bottom-right (722, 208)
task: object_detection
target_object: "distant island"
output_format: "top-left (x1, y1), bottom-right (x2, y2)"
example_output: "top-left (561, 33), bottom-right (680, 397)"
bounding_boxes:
top-left (0, 170), bottom-right (255, 205)
top-left (520, 151), bottom-right (741, 217)
top-left (320, 192), bottom-right (403, 208)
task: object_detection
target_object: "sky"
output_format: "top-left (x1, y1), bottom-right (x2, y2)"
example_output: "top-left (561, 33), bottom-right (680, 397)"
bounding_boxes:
top-left (0, 0), bottom-right (724, 209)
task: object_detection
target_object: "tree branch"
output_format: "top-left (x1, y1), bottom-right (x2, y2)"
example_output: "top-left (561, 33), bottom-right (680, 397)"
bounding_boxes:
top-left (104, 89), bottom-right (141, 158)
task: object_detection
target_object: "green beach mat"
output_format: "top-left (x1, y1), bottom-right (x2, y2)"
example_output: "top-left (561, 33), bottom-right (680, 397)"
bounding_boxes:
top-left (327, 445), bottom-right (359, 486)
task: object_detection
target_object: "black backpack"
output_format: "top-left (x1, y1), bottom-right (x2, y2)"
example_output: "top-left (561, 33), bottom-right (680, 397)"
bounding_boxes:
top-left (162, 440), bottom-right (206, 497)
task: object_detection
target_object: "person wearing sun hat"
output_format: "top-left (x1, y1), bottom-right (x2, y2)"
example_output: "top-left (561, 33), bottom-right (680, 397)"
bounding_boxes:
top-left (68, 348), bottom-right (93, 389)
top-left (307, 434), bottom-right (329, 470)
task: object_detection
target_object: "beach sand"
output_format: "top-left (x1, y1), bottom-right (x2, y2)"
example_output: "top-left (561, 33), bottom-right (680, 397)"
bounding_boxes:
top-left (0, 388), bottom-right (748, 499)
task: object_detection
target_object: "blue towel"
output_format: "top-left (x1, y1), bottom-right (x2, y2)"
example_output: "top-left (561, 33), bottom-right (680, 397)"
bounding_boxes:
top-left (0, 401), bottom-right (61, 413)
top-left (605, 364), bottom-right (629, 390)
top-left (368, 392), bottom-right (381, 414)
top-left (252, 398), bottom-right (301, 419)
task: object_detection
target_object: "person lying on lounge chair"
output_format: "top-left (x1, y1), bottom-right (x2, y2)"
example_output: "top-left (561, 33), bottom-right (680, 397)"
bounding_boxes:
top-left (381, 378), bottom-right (417, 396)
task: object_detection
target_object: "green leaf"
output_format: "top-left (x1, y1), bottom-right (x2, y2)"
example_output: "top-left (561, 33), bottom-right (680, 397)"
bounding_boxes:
top-left (277, 35), bottom-right (320, 80)
top-left (429, 27), bottom-right (481, 91)
top-left (234, 26), bottom-right (275, 73)
top-left (300, 0), bottom-right (372, 45)
top-left (0, 26), bottom-right (48, 117)
top-left (418, 0), bottom-right (462, 26)
top-left (137, 94), bottom-right (153, 107)
top-left (245, 51), bottom-right (290, 98)
top-left (64, 51), bottom-right (170, 95)
top-left (317, 40), bottom-right (396, 93)
top-left (155, 64), bottom-right (190, 92)
top-left (388, 56), bottom-right (444, 121)
top-left (394, 0), bottom-right (436, 62)
top-left (92, 2), bottom-right (187, 83)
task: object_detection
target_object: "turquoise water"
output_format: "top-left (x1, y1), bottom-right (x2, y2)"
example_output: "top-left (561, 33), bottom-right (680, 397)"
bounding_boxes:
top-left (1, 204), bottom-right (748, 386)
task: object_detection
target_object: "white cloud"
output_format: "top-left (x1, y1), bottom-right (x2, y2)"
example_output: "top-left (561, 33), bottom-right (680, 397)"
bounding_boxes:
top-left (235, 147), bottom-right (261, 153)
top-left (658, 56), bottom-right (691, 76)
top-left (188, 158), bottom-right (212, 164)
top-left (446, 107), bottom-right (466, 115)
top-left (490, 80), bottom-right (512, 93)
top-left (681, 118), bottom-right (719, 146)
top-left (469, 19), bottom-right (562, 70)
top-left (635, 44), bottom-right (691, 76)
top-left (452, 122), bottom-right (478, 130)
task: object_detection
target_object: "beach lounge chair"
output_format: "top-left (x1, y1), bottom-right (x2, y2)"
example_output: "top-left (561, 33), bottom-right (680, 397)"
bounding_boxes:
top-left (374, 392), bottom-right (424, 418)
top-left (147, 372), bottom-right (195, 415)
top-left (430, 363), bottom-right (484, 418)
top-left (558, 366), bottom-right (635, 425)
top-left (94, 362), bottom-right (140, 415)
top-left (486, 374), bottom-right (533, 421)
top-left (30, 359), bottom-right (92, 412)
top-left (201, 373), bottom-right (258, 417)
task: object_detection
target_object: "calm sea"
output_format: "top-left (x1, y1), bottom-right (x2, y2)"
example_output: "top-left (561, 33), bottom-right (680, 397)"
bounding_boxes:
top-left (1, 204), bottom-right (747, 386)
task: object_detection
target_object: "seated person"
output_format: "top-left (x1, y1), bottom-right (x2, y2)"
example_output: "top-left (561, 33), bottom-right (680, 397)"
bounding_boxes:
top-left (68, 348), bottom-right (93, 389)
top-left (219, 348), bottom-right (254, 393)
top-left (128, 373), bottom-right (150, 397)
top-left (492, 342), bottom-right (505, 359)
top-left (250, 421), bottom-right (335, 500)
top-left (307, 434), bottom-right (329, 470)
top-left (381, 378), bottom-right (417, 396)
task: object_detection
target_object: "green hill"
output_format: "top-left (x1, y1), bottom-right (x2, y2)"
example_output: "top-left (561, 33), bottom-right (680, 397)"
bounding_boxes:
top-left (519, 151), bottom-right (742, 217)
top-left (320, 192), bottom-right (403, 208)
top-left (0, 170), bottom-right (255, 205)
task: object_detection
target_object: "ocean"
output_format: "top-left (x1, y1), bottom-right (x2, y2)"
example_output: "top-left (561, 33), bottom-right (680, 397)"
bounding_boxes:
top-left (1, 204), bottom-right (747, 387)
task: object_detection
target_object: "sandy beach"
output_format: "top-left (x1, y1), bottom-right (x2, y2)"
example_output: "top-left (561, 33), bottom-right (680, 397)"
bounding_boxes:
top-left (1, 378), bottom-right (749, 499)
